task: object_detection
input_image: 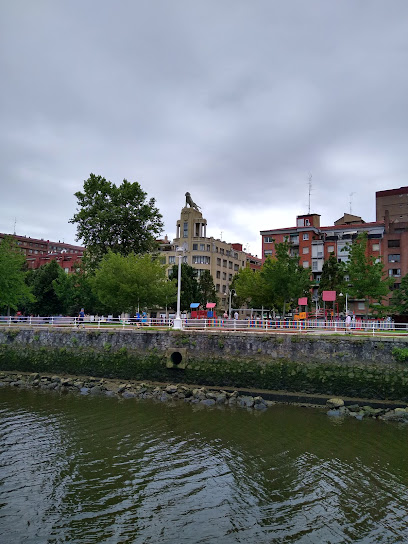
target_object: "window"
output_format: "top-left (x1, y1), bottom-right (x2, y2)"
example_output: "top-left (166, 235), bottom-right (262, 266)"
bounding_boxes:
top-left (64, 267), bottom-right (69, 274)
top-left (200, 243), bottom-right (205, 250)
top-left (222, 285), bottom-right (227, 294)
top-left (264, 236), bottom-right (274, 243)
top-left (169, 256), bottom-right (175, 264)
top-left (192, 255), bottom-right (210, 264)
top-left (229, 274), bottom-right (233, 281)
top-left (217, 258), bottom-right (221, 266)
top-left (207, 244), bottom-right (210, 251)
top-left (302, 261), bottom-right (309, 268)
top-left (284, 235), bottom-right (289, 242)
top-left (372, 243), bottom-right (380, 251)
top-left (216, 284), bottom-right (220, 292)
top-left (216, 271), bottom-right (220, 279)
top-left (358, 302), bottom-right (365, 310)
top-left (264, 250), bottom-right (273, 257)
top-left (388, 240), bottom-right (400, 248)
top-left (183, 222), bottom-right (188, 238)
top-left (302, 247), bottom-right (309, 254)
top-left (303, 233), bottom-right (309, 241)
top-left (220, 248), bottom-right (224, 255)
top-left (160, 257), bottom-right (166, 264)
top-left (223, 259), bottom-right (227, 267)
top-left (312, 261), bottom-right (318, 271)
top-left (183, 256), bottom-right (188, 263)
top-left (234, 264), bottom-right (239, 271)
top-left (305, 219), bottom-right (310, 226)
top-left (229, 261), bottom-right (233, 269)
top-left (388, 268), bottom-right (401, 277)
top-left (193, 243), bottom-right (198, 250)
top-left (388, 254), bottom-right (400, 262)
top-left (222, 272), bottom-right (226, 280)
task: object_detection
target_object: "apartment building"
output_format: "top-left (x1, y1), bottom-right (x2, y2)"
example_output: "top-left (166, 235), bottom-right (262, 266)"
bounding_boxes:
top-left (158, 204), bottom-right (259, 308)
top-left (376, 186), bottom-right (408, 223)
top-left (260, 213), bottom-right (385, 315)
top-left (0, 232), bottom-right (84, 273)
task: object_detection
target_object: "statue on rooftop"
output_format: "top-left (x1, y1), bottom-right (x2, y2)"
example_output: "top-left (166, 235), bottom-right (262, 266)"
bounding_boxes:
top-left (185, 192), bottom-right (201, 211)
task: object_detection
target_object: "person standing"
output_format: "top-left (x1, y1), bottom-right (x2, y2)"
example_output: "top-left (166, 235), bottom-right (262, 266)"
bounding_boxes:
top-left (345, 314), bottom-right (351, 334)
top-left (234, 311), bottom-right (239, 320)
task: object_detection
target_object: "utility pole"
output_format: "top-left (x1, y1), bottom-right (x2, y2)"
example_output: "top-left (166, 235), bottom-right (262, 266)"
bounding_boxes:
top-left (308, 174), bottom-right (312, 214)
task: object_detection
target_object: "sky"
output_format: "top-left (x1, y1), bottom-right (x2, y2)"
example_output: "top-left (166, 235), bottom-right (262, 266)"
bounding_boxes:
top-left (1, 1), bottom-right (408, 258)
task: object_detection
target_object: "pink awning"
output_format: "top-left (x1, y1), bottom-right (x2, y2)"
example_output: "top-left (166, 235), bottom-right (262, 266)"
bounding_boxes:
top-left (206, 302), bottom-right (216, 308)
top-left (322, 290), bottom-right (336, 302)
top-left (298, 297), bottom-right (308, 306)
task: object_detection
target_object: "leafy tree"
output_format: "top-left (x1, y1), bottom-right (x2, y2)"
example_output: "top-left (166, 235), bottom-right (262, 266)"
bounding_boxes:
top-left (346, 232), bottom-right (392, 318)
top-left (169, 263), bottom-right (200, 312)
top-left (70, 173), bottom-right (164, 264)
top-left (259, 242), bottom-right (311, 316)
top-left (92, 251), bottom-right (176, 314)
top-left (53, 267), bottom-right (105, 316)
top-left (318, 255), bottom-right (346, 295)
top-left (390, 274), bottom-right (408, 316)
top-left (231, 267), bottom-right (263, 309)
top-left (26, 260), bottom-right (65, 316)
top-left (0, 236), bottom-right (35, 314)
top-left (197, 270), bottom-right (217, 307)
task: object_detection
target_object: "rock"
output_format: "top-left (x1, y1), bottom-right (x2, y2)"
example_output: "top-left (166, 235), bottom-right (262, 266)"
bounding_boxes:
top-left (327, 409), bottom-right (342, 417)
top-left (122, 391), bottom-right (136, 399)
top-left (238, 396), bottom-right (254, 408)
top-left (165, 385), bottom-right (178, 394)
top-left (90, 386), bottom-right (103, 395)
top-left (80, 387), bottom-right (90, 395)
top-left (200, 398), bottom-right (216, 406)
top-left (215, 393), bottom-right (227, 404)
top-left (327, 398), bottom-right (344, 409)
top-left (347, 404), bottom-right (360, 412)
top-left (51, 376), bottom-right (61, 383)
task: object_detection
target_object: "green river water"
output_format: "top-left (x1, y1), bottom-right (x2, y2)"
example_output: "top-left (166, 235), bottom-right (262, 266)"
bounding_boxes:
top-left (1, 387), bottom-right (408, 543)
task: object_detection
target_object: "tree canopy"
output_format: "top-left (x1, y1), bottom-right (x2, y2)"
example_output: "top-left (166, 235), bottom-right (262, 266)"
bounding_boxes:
top-left (92, 251), bottom-right (176, 313)
top-left (70, 174), bottom-right (164, 264)
top-left (169, 263), bottom-right (200, 312)
top-left (390, 274), bottom-right (408, 316)
top-left (26, 260), bottom-right (65, 316)
top-left (0, 236), bottom-right (35, 314)
top-left (346, 232), bottom-right (392, 317)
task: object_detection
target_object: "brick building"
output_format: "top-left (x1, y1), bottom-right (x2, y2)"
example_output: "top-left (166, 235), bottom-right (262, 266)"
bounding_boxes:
top-left (0, 233), bottom-right (84, 273)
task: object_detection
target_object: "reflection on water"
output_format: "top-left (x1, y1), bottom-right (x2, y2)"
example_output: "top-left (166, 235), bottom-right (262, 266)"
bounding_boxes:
top-left (1, 388), bottom-right (408, 543)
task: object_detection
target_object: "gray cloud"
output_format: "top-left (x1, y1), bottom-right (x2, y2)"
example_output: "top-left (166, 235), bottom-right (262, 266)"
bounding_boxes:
top-left (1, 0), bottom-right (408, 256)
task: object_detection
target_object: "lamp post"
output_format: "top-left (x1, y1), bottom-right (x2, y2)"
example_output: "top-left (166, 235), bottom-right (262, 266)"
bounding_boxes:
top-left (173, 247), bottom-right (183, 330)
top-left (339, 292), bottom-right (348, 314)
top-left (228, 289), bottom-right (235, 318)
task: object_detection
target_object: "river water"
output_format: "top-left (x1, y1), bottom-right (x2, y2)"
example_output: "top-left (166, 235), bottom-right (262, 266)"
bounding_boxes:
top-left (1, 388), bottom-right (408, 544)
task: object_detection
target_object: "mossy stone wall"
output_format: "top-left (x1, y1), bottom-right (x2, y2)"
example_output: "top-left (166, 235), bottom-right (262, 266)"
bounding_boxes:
top-left (1, 327), bottom-right (408, 400)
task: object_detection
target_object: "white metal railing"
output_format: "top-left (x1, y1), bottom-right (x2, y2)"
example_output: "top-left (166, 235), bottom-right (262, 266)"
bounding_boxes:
top-left (0, 315), bottom-right (406, 335)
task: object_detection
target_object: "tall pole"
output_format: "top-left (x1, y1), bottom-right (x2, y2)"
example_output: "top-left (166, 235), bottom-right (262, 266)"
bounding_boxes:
top-left (345, 293), bottom-right (348, 315)
top-left (173, 249), bottom-right (183, 329)
top-left (228, 289), bottom-right (235, 318)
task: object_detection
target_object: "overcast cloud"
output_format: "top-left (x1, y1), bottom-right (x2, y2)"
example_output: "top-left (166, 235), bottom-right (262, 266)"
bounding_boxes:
top-left (1, 0), bottom-right (408, 257)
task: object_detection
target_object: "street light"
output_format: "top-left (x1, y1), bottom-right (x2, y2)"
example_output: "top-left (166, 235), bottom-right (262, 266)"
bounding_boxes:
top-left (339, 292), bottom-right (348, 314)
top-left (173, 247), bottom-right (183, 330)
top-left (228, 289), bottom-right (236, 318)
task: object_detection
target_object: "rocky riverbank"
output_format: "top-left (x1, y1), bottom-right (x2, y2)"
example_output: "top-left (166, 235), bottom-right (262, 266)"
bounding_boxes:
top-left (2, 371), bottom-right (408, 422)
top-left (0, 371), bottom-right (274, 410)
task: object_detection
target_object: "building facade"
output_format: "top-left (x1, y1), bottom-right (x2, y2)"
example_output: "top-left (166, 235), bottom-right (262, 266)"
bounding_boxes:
top-left (0, 233), bottom-right (84, 273)
top-left (159, 204), bottom-right (260, 309)
top-left (376, 186), bottom-right (408, 223)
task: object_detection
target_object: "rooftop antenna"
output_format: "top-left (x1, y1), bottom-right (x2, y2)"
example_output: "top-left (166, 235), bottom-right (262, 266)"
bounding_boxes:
top-left (13, 217), bottom-right (17, 235)
top-left (308, 173), bottom-right (312, 214)
top-left (349, 192), bottom-right (355, 214)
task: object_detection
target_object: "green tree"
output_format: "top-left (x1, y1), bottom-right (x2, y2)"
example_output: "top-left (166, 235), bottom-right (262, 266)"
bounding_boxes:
top-left (231, 267), bottom-right (263, 309)
top-left (169, 263), bottom-right (200, 312)
top-left (260, 242), bottom-right (311, 316)
top-left (53, 267), bottom-right (105, 316)
top-left (92, 251), bottom-right (176, 314)
top-left (70, 174), bottom-right (164, 265)
top-left (346, 232), bottom-right (392, 318)
top-left (318, 255), bottom-right (346, 295)
top-left (0, 236), bottom-right (35, 314)
top-left (197, 270), bottom-right (217, 307)
top-left (390, 274), bottom-right (408, 316)
top-left (27, 260), bottom-right (65, 316)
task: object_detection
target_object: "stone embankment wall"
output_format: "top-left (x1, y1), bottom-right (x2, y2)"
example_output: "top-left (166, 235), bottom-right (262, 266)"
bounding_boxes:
top-left (1, 327), bottom-right (408, 401)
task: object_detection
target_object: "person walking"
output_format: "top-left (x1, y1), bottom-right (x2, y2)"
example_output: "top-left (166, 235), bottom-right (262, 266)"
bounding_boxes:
top-left (78, 308), bottom-right (85, 328)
